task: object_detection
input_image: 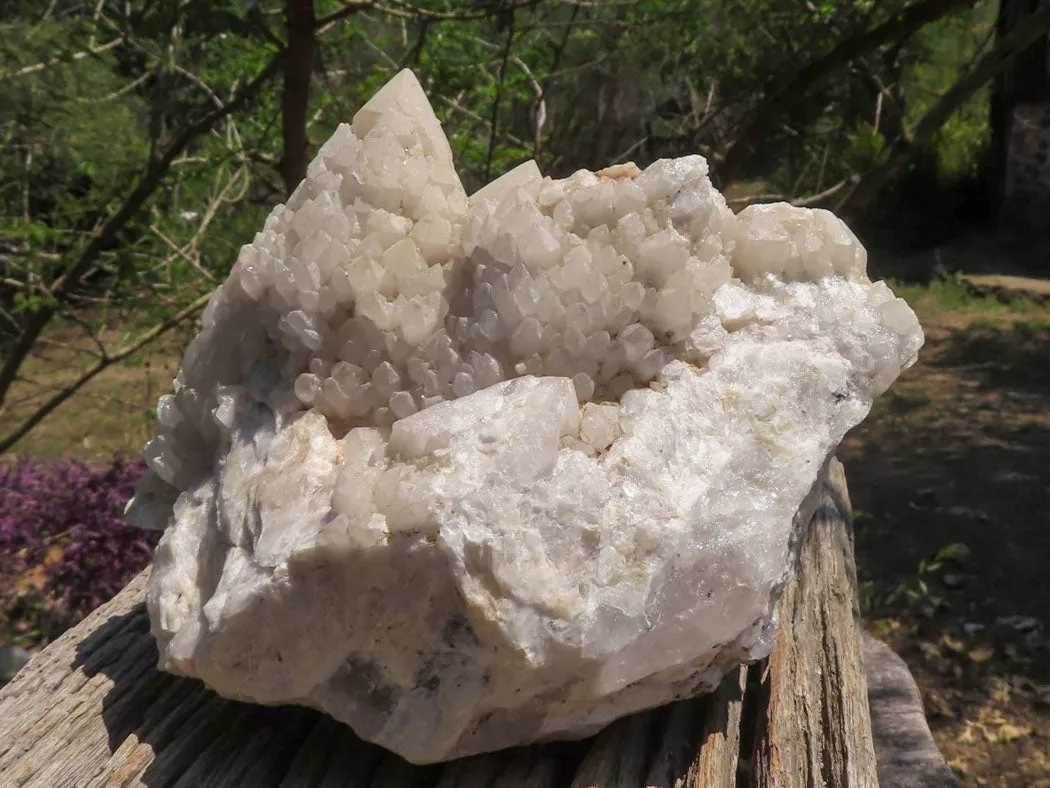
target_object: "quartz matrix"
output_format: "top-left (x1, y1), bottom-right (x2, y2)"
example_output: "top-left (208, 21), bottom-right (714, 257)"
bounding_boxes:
top-left (128, 70), bottom-right (923, 763)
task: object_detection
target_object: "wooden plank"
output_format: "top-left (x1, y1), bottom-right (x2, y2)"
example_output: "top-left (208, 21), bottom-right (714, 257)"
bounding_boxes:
top-left (434, 746), bottom-right (562, 788)
top-left (0, 571), bottom-right (386, 788)
top-left (679, 667), bottom-right (748, 788)
top-left (490, 747), bottom-right (561, 788)
top-left (642, 699), bottom-right (707, 788)
top-left (750, 459), bottom-right (879, 787)
top-left (367, 754), bottom-right (438, 788)
top-left (568, 710), bottom-right (660, 788)
top-left (0, 458), bottom-right (877, 787)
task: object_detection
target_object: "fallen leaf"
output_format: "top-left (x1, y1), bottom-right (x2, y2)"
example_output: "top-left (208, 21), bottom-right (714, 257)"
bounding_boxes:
top-left (969, 646), bottom-right (995, 664)
top-left (996, 615), bottom-right (1041, 633)
top-left (993, 723), bottom-right (1031, 743)
top-left (941, 634), bottom-right (965, 654)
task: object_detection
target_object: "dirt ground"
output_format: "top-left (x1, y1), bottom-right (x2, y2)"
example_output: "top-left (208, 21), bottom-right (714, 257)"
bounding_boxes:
top-left (2, 272), bottom-right (1049, 786)
top-left (840, 276), bottom-right (1050, 787)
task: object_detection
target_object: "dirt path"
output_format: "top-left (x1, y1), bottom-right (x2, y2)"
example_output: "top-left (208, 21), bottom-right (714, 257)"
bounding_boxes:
top-left (841, 304), bottom-right (1050, 787)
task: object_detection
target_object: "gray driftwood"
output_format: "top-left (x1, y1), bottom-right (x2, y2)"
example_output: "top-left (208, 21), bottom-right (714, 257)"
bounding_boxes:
top-left (863, 633), bottom-right (962, 788)
top-left (0, 458), bottom-right (882, 787)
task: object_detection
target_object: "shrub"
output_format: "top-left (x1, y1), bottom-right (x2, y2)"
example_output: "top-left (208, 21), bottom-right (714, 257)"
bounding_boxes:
top-left (0, 455), bottom-right (157, 620)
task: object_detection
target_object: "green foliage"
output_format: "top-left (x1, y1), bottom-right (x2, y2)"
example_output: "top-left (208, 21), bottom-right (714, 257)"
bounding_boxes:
top-left (844, 122), bottom-right (888, 172)
top-left (0, 1), bottom-right (282, 316)
top-left (0, 0), bottom-right (1008, 306)
top-left (868, 542), bottom-right (971, 615)
top-left (934, 111), bottom-right (990, 177)
top-left (899, 0), bottom-right (997, 179)
top-left (0, 0), bottom-right (1016, 433)
top-left (889, 272), bottom-right (1041, 318)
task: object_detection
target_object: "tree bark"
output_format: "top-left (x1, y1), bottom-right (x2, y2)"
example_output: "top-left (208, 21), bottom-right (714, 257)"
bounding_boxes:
top-left (838, 1), bottom-right (1050, 216)
top-left (280, 0), bottom-right (316, 196)
top-left (749, 460), bottom-right (878, 788)
top-left (989, 0), bottom-right (1050, 212)
top-left (715, 0), bottom-right (975, 188)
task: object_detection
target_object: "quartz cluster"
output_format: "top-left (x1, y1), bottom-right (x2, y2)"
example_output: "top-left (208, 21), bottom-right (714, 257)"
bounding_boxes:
top-left (128, 69), bottom-right (923, 763)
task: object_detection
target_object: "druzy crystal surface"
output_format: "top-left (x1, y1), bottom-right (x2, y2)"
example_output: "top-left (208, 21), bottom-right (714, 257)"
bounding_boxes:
top-left (128, 70), bottom-right (922, 763)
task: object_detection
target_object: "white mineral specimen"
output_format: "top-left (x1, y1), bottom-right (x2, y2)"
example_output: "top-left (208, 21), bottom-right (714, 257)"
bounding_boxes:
top-left (128, 69), bottom-right (922, 763)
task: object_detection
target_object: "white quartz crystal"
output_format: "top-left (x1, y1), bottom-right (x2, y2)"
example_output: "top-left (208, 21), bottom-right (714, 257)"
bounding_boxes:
top-left (128, 69), bottom-right (922, 763)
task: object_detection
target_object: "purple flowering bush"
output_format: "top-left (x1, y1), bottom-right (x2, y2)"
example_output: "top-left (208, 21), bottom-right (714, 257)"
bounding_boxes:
top-left (0, 456), bottom-right (157, 625)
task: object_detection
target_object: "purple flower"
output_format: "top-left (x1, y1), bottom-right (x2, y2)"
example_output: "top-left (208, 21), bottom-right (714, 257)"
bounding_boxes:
top-left (0, 455), bottom-right (158, 620)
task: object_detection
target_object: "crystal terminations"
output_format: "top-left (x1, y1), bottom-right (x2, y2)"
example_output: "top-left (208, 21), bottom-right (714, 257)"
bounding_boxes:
top-left (128, 70), bottom-right (922, 764)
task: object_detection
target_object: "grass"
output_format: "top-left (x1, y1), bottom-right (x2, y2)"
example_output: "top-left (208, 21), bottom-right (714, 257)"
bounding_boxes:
top-left (0, 312), bottom-right (191, 461)
top-left (889, 270), bottom-right (1046, 319)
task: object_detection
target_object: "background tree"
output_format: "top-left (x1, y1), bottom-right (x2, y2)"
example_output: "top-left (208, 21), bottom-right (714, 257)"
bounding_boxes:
top-left (1, 0), bottom-right (1044, 453)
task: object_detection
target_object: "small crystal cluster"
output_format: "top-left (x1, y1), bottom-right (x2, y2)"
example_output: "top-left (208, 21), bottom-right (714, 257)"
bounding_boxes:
top-left (129, 70), bottom-right (922, 764)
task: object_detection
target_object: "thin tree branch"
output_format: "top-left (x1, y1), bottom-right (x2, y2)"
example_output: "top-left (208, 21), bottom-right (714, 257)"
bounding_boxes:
top-left (76, 66), bottom-right (154, 104)
top-left (172, 64), bottom-right (246, 160)
top-left (727, 176), bottom-right (857, 208)
top-left (512, 55), bottom-right (546, 158)
top-left (315, 0), bottom-right (545, 32)
top-left (0, 36), bottom-right (124, 81)
top-left (398, 18), bottom-right (430, 70)
top-left (0, 290), bottom-right (213, 453)
top-left (439, 95), bottom-right (528, 147)
top-left (484, 11), bottom-right (517, 183)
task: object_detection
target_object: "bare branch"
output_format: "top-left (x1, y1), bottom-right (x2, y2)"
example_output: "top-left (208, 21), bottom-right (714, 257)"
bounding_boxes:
top-left (727, 176), bottom-right (857, 209)
top-left (316, 0), bottom-right (545, 33)
top-left (512, 55), bottom-right (546, 158)
top-left (0, 51), bottom-right (283, 411)
top-left (0, 36), bottom-right (124, 81)
top-left (77, 66), bottom-right (155, 104)
top-left (439, 96), bottom-right (528, 147)
top-left (0, 290), bottom-right (213, 453)
top-left (484, 11), bottom-right (518, 182)
top-left (171, 64), bottom-right (248, 164)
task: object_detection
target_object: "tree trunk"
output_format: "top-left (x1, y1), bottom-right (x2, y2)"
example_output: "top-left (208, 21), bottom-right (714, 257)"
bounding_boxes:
top-left (989, 0), bottom-right (1050, 213)
top-left (280, 0), bottom-right (316, 197)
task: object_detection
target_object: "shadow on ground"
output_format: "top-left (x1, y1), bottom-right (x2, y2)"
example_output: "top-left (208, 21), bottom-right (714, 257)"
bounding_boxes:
top-left (841, 312), bottom-right (1050, 786)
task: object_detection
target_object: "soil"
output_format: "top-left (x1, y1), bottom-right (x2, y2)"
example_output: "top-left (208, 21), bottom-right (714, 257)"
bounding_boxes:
top-left (841, 301), bottom-right (1050, 787)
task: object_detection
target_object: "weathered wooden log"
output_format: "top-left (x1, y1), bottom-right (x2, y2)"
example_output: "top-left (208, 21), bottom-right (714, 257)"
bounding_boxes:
top-left (750, 459), bottom-right (879, 787)
top-left (0, 458), bottom-right (879, 787)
